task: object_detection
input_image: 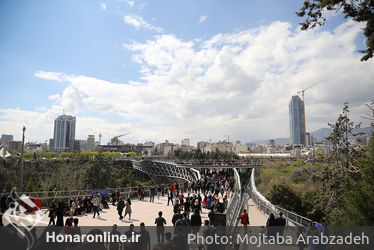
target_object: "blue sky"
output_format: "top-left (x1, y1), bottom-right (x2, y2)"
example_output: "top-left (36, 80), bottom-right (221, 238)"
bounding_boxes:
top-left (0, 0), bottom-right (372, 144)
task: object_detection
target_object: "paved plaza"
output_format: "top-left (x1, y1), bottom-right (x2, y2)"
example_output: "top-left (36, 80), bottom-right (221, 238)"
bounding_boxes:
top-left (3, 195), bottom-right (268, 228)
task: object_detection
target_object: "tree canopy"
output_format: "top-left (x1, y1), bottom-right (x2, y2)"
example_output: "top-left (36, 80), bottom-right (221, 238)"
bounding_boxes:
top-left (297, 0), bottom-right (374, 61)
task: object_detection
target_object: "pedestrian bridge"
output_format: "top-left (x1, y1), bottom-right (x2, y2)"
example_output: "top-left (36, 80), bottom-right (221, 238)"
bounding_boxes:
top-left (3, 158), bottom-right (313, 232)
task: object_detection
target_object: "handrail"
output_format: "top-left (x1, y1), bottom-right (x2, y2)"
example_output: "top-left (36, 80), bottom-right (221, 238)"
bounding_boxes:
top-left (20, 185), bottom-right (160, 201)
top-left (226, 168), bottom-right (244, 228)
top-left (249, 168), bottom-right (312, 228)
top-left (115, 157), bottom-right (263, 167)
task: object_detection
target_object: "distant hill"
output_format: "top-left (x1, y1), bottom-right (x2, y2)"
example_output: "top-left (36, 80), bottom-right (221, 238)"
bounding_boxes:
top-left (311, 127), bottom-right (373, 142)
top-left (247, 127), bottom-right (373, 146)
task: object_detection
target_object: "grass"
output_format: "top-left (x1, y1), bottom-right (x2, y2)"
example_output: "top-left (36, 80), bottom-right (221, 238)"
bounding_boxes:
top-left (255, 159), bottom-right (323, 196)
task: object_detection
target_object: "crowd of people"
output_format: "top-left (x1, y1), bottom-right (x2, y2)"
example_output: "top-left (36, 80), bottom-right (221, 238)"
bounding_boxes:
top-left (165, 170), bottom-right (234, 227)
top-left (43, 190), bottom-right (135, 226)
top-left (0, 172), bottom-right (333, 250)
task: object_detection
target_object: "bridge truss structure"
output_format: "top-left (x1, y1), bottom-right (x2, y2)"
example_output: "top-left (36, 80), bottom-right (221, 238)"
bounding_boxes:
top-left (131, 159), bottom-right (201, 183)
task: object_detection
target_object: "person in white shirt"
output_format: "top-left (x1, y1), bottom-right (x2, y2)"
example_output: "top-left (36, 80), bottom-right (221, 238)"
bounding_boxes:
top-left (92, 194), bottom-right (100, 218)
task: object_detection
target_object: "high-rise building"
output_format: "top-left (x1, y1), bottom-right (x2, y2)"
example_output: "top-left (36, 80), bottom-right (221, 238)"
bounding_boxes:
top-left (53, 114), bottom-right (76, 152)
top-left (87, 135), bottom-right (95, 151)
top-left (289, 96), bottom-right (306, 145)
top-left (1, 134), bottom-right (13, 144)
top-left (306, 132), bottom-right (312, 146)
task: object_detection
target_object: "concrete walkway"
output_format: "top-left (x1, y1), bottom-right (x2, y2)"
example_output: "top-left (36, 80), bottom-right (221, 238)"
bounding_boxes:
top-left (3, 196), bottom-right (268, 228)
top-left (246, 198), bottom-right (268, 226)
top-left (3, 195), bottom-right (210, 227)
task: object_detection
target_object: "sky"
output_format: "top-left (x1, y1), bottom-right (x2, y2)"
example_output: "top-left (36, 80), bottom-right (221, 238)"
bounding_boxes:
top-left (0, 0), bottom-right (373, 146)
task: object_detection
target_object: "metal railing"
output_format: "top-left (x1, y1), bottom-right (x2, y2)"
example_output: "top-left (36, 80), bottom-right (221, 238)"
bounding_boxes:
top-left (22, 185), bottom-right (157, 201)
top-left (115, 157), bottom-right (263, 167)
top-left (248, 168), bottom-right (312, 228)
top-left (226, 168), bottom-right (245, 228)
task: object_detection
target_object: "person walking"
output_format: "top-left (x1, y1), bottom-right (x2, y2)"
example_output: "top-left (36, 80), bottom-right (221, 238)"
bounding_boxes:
top-left (150, 186), bottom-right (155, 203)
top-left (157, 185), bottom-right (162, 200)
top-left (274, 212), bottom-right (286, 236)
top-left (124, 197), bottom-right (132, 219)
top-left (167, 188), bottom-right (173, 206)
top-left (240, 209), bottom-right (249, 227)
top-left (117, 197), bottom-right (125, 220)
top-left (173, 200), bottom-right (181, 214)
top-left (46, 198), bottom-right (56, 226)
top-left (266, 213), bottom-right (276, 237)
top-left (111, 191), bottom-right (117, 206)
top-left (191, 209), bottom-right (202, 228)
top-left (138, 186), bottom-right (142, 200)
top-left (139, 222), bottom-right (150, 250)
top-left (92, 194), bottom-right (100, 218)
top-left (56, 199), bottom-right (64, 226)
top-left (70, 199), bottom-right (77, 216)
top-left (109, 224), bottom-right (121, 250)
top-left (155, 211), bottom-right (167, 243)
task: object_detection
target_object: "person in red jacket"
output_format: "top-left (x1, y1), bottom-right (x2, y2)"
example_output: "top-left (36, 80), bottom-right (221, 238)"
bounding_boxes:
top-left (170, 184), bottom-right (175, 194)
top-left (240, 209), bottom-right (249, 227)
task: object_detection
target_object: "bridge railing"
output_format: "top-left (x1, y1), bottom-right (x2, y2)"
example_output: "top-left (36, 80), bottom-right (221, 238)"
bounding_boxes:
top-left (117, 157), bottom-right (263, 166)
top-left (21, 186), bottom-right (158, 202)
top-left (249, 168), bottom-right (312, 228)
top-left (226, 168), bottom-right (245, 228)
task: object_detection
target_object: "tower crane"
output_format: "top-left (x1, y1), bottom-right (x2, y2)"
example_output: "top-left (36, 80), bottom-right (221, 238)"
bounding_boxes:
top-left (297, 82), bottom-right (319, 146)
top-left (297, 82), bottom-right (319, 102)
top-left (111, 133), bottom-right (130, 146)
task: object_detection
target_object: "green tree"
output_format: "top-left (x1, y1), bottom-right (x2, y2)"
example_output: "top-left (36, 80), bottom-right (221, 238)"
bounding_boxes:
top-left (317, 102), bottom-right (365, 224)
top-left (84, 153), bottom-right (112, 188)
top-left (267, 184), bottom-right (304, 214)
top-left (344, 134), bottom-right (374, 225)
top-left (297, 0), bottom-right (374, 61)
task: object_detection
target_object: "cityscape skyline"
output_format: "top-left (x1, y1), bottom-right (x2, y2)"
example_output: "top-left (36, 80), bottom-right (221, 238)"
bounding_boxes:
top-left (1, 1), bottom-right (373, 146)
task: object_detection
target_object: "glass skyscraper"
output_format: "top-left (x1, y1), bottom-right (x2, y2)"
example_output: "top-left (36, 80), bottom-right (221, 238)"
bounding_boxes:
top-left (53, 114), bottom-right (76, 152)
top-left (289, 96), bottom-right (306, 145)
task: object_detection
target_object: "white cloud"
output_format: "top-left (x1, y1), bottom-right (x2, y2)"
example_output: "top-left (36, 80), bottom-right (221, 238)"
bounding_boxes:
top-left (3, 20), bottom-right (373, 145)
top-left (199, 15), bottom-right (208, 23)
top-left (124, 14), bottom-right (163, 33)
top-left (121, 0), bottom-right (135, 8)
top-left (100, 3), bottom-right (107, 10)
top-left (34, 71), bottom-right (70, 82)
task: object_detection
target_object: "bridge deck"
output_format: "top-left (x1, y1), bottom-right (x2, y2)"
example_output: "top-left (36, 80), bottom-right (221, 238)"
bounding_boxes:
top-left (246, 198), bottom-right (268, 226)
top-left (3, 196), bottom-right (267, 228)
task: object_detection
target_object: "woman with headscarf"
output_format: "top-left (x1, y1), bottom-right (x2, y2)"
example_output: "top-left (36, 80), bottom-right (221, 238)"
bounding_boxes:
top-left (124, 197), bottom-right (132, 219)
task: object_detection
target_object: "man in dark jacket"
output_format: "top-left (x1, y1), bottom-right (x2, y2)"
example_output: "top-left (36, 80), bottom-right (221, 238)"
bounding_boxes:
top-left (274, 212), bottom-right (286, 236)
top-left (155, 211), bottom-right (167, 243)
top-left (111, 191), bottom-right (117, 206)
top-left (117, 197), bottom-right (125, 220)
top-left (191, 209), bottom-right (202, 227)
top-left (167, 189), bottom-right (173, 206)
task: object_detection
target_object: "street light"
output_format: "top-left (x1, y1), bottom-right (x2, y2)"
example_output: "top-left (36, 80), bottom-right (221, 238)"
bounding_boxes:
top-left (19, 126), bottom-right (26, 193)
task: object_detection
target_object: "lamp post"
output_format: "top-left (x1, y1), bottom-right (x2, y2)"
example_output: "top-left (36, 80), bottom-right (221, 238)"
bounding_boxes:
top-left (19, 126), bottom-right (26, 193)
